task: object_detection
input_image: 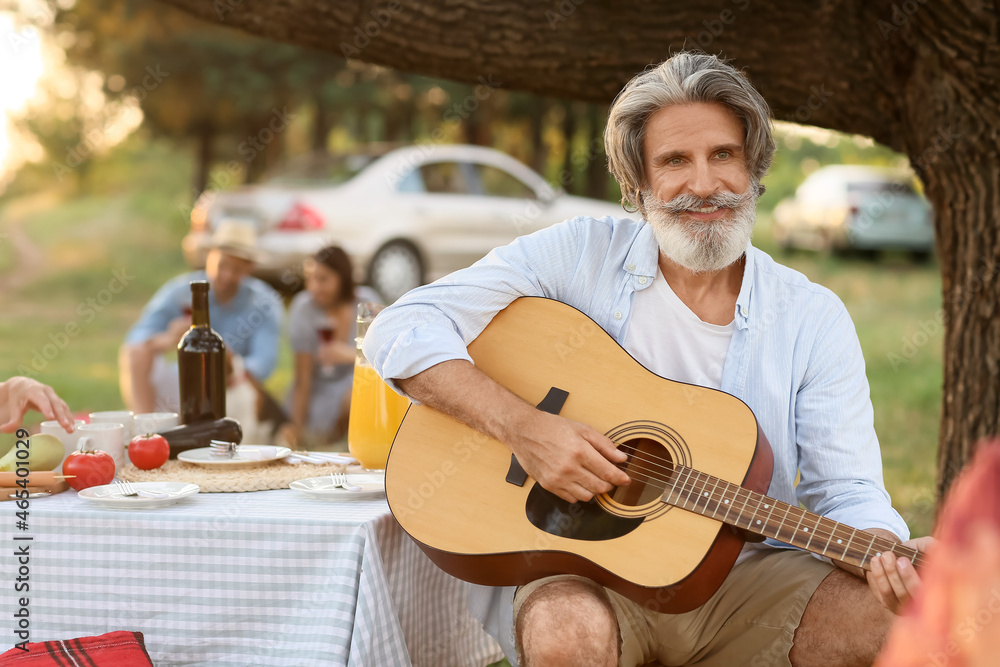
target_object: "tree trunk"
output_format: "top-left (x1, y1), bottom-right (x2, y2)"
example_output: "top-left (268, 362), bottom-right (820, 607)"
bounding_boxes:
top-left (312, 95), bottom-right (329, 151)
top-left (560, 101), bottom-right (578, 195)
top-left (192, 122), bottom-right (213, 196)
top-left (461, 91), bottom-right (493, 146)
top-left (262, 122), bottom-right (285, 178)
top-left (243, 116), bottom-right (279, 183)
top-left (159, 0), bottom-right (1000, 507)
top-left (862, 3), bottom-right (1000, 504)
top-left (931, 153), bottom-right (1000, 504)
top-left (585, 104), bottom-right (607, 201)
top-left (385, 98), bottom-right (416, 143)
top-left (528, 96), bottom-right (547, 175)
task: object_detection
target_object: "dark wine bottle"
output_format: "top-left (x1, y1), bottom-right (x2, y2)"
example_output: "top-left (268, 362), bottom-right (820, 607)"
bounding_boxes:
top-left (177, 280), bottom-right (226, 424)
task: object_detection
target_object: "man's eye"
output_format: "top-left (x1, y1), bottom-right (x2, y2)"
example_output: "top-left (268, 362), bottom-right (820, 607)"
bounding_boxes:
top-left (668, 158), bottom-right (683, 165)
top-left (717, 151), bottom-right (730, 159)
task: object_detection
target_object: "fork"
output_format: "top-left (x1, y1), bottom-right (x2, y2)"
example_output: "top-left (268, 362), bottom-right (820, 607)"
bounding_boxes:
top-left (331, 472), bottom-right (362, 492)
top-left (209, 440), bottom-right (239, 458)
top-left (116, 480), bottom-right (139, 498)
top-left (114, 479), bottom-right (170, 500)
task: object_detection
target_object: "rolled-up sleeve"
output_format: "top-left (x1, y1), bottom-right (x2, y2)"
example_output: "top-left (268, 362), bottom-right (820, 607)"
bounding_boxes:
top-left (362, 218), bottom-right (591, 396)
top-left (124, 275), bottom-right (189, 345)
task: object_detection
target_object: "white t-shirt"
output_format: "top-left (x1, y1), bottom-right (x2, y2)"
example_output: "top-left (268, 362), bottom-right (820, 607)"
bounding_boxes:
top-left (624, 267), bottom-right (734, 389)
top-left (625, 268), bottom-right (772, 568)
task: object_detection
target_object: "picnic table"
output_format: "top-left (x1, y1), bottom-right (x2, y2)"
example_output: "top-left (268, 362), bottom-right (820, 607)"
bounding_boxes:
top-left (0, 484), bottom-right (504, 666)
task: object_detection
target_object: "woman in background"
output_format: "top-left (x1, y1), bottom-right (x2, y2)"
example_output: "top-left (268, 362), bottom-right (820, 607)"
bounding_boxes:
top-left (281, 246), bottom-right (377, 448)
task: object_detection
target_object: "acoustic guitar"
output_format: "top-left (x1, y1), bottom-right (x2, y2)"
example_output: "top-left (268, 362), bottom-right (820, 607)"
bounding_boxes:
top-left (385, 297), bottom-right (923, 613)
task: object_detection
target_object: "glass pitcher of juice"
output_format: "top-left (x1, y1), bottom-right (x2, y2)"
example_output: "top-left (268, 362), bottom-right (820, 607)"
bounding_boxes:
top-left (347, 302), bottom-right (410, 470)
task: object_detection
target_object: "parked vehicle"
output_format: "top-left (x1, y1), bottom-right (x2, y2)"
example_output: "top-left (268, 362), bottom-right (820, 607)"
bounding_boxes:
top-left (184, 144), bottom-right (624, 301)
top-left (772, 165), bottom-right (935, 261)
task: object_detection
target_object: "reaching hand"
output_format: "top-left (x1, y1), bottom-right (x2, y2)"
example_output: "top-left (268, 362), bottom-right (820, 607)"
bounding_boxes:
top-left (867, 535), bottom-right (936, 614)
top-left (166, 315), bottom-right (192, 347)
top-left (0, 376), bottom-right (74, 433)
top-left (506, 410), bottom-right (630, 503)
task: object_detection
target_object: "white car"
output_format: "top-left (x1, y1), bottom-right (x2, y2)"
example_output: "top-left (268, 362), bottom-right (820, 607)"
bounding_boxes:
top-left (183, 144), bottom-right (625, 301)
top-left (772, 165), bottom-right (935, 261)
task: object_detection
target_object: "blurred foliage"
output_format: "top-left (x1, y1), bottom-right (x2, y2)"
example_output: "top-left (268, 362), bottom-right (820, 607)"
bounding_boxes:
top-left (13, 0), bottom-right (916, 215)
top-left (28, 0), bottom-right (611, 202)
top-left (761, 126), bottom-right (911, 214)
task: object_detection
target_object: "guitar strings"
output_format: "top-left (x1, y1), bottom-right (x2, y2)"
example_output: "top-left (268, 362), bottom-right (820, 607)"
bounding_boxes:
top-left (617, 455), bottom-right (906, 561)
top-left (607, 450), bottom-right (920, 565)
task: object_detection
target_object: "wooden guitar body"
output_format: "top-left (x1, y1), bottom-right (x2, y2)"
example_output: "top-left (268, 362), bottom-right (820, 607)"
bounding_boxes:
top-left (386, 297), bottom-right (773, 612)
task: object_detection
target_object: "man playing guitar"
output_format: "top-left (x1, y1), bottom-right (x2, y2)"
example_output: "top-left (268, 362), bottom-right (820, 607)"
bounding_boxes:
top-left (364, 51), bottom-right (933, 667)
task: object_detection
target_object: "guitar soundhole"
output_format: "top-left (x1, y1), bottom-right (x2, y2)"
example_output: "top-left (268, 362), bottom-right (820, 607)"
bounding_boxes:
top-left (611, 437), bottom-right (673, 507)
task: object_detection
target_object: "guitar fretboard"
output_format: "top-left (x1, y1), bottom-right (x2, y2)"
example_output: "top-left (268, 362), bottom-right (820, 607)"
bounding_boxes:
top-left (658, 465), bottom-right (924, 570)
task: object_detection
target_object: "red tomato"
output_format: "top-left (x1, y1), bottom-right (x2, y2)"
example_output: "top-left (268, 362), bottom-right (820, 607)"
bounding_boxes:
top-left (63, 450), bottom-right (116, 491)
top-left (128, 433), bottom-right (170, 470)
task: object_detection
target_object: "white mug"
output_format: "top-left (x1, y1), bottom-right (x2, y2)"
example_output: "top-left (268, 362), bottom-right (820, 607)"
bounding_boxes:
top-left (39, 420), bottom-right (86, 473)
top-left (77, 422), bottom-right (126, 475)
top-left (89, 411), bottom-right (135, 442)
top-left (133, 412), bottom-right (179, 436)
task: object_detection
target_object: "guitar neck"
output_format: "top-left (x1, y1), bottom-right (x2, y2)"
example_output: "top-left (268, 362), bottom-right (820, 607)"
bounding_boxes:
top-left (660, 465), bottom-right (924, 571)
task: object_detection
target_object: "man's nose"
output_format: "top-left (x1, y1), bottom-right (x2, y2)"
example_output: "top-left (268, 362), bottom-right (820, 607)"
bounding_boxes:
top-left (687, 160), bottom-right (722, 199)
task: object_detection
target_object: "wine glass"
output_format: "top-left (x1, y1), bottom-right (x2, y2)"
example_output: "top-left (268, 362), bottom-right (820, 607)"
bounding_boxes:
top-left (317, 321), bottom-right (336, 376)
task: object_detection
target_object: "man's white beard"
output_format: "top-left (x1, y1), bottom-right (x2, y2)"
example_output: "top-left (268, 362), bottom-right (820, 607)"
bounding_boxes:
top-left (643, 186), bottom-right (758, 274)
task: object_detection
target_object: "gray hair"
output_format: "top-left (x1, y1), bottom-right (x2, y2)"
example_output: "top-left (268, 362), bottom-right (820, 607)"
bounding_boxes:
top-left (605, 52), bottom-right (775, 216)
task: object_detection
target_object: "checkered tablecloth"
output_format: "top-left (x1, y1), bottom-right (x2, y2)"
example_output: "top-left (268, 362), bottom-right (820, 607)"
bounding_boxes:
top-left (0, 488), bottom-right (503, 667)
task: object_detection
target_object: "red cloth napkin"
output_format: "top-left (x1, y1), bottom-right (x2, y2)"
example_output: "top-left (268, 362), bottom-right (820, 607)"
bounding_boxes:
top-left (0, 630), bottom-right (153, 666)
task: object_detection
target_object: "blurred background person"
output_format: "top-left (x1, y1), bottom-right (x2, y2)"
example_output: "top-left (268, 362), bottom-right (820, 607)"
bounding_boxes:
top-left (279, 245), bottom-right (379, 449)
top-left (118, 222), bottom-right (283, 435)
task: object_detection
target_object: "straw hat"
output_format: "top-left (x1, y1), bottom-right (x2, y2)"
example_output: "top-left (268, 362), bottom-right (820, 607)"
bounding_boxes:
top-left (208, 220), bottom-right (259, 262)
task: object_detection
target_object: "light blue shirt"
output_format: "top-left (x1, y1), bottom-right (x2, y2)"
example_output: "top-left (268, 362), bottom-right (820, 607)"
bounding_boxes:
top-left (364, 215), bottom-right (908, 660)
top-left (125, 271), bottom-right (283, 380)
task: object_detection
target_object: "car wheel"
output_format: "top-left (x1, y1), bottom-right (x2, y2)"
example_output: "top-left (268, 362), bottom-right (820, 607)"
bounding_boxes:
top-left (367, 241), bottom-right (424, 303)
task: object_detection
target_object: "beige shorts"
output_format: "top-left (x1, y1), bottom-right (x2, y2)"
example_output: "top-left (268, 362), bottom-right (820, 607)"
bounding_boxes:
top-left (512, 548), bottom-right (835, 667)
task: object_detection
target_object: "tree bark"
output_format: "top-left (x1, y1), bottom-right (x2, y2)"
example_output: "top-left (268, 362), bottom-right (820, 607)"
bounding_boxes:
top-left (461, 90), bottom-right (493, 146)
top-left (560, 101), bottom-right (578, 194)
top-left (585, 104), bottom-right (607, 200)
top-left (858, 1), bottom-right (1000, 503)
top-left (528, 96), bottom-right (547, 175)
top-left (312, 94), bottom-right (329, 151)
top-left (159, 0), bottom-right (1000, 505)
top-left (192, 122), bottom-right (213, 197)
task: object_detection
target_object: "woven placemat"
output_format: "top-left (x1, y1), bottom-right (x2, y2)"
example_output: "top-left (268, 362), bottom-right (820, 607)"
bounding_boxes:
top-left (118, 459), bottom-right (347, 493)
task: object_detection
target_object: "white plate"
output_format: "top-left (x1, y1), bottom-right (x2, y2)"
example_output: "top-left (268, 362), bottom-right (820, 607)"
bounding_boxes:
top-left (290, 474), bottom-right (386, 501)
top-left (78, 482), bottom-right (200, 509)
top-left (178, 445), bottom-right (291, 469)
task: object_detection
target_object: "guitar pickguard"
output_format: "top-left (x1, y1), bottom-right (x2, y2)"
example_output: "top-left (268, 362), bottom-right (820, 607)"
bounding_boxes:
top-left (525, 483), bottom-right (644, 541)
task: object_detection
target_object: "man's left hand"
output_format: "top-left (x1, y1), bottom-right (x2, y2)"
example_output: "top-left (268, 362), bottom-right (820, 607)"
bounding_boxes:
top-left (867, 535), bottom-right (936, 614)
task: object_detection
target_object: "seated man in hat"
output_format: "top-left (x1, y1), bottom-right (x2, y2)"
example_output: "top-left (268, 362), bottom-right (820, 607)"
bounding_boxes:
top-left (119, 221), bottom-right (283, 432)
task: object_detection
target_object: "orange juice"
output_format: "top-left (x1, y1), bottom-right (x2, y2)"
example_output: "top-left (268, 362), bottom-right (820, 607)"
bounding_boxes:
top-left (347, 364), bottom-right (410, 469)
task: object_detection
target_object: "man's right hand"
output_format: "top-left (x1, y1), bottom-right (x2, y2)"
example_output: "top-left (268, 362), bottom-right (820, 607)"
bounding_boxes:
top-left (165, 315), bottom-right (191, 347)
top-left (507, 409), bottom-right (629, 503)
top-left (397, 359), bottom-right (630, 505)
top-left (146, 316), bottom-right (192, 355)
